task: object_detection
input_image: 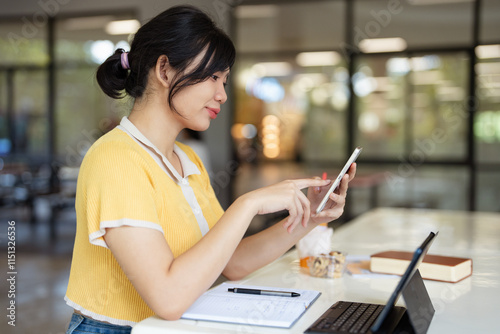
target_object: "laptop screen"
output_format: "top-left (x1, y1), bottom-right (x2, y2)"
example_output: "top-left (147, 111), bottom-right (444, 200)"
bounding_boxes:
top-left (370, 231), bottom-right (438, 332)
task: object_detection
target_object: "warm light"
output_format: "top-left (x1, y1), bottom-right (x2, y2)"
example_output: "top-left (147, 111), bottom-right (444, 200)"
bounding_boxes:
top-left (359, 38), bottom-right (407, 53)
top-left (263, 146), bottom-right (280, 158)
top-left (63, 16), bottom-right (114, 30)
top-left (262, 125), bottom-right (280, 136)
top-left (263, 133), bottom-right (278, 141)
top-left (296, 51), bottom-right (341, 67)
top-left (105, 19), bottom-right (141, 35)
top-left (235, 5), bottom-right (278, 19)
top-left (231, 123), bottom-right (245, 140)
top-left (262, 115), bottom-right (280, 126)
top-left (262, 136), bottom-right (278, 146)
top-left (252, 62), bottom-right (292, 77)
top-left (476, 45), bottom-right (500, 59)
top-left (261, 115), bottom-right (281, 159)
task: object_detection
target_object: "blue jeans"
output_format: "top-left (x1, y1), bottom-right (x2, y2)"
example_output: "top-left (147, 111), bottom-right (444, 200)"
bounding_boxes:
top-left (66, 313), bottom-right (132, 334)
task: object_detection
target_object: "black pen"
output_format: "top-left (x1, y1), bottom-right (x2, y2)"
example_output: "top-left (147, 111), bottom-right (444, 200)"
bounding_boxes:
top-left (228, 288), bottom-right (300, 297)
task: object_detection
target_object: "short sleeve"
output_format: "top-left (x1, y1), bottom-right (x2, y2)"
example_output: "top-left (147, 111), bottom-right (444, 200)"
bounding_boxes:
top-left (77, 140), bottom-right (164, 248)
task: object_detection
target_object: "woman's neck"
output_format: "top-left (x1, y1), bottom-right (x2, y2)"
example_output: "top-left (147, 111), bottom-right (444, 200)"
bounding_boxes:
top-left (128, 101), bottom-right (181, 160)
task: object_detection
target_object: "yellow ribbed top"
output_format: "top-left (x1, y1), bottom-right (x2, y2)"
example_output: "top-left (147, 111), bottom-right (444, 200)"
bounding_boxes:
top-left (65, 128), bottom-right (224, 325)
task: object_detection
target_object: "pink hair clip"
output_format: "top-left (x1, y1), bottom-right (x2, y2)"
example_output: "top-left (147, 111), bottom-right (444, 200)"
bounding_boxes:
top-left (121, 52), bottom-right (130, 70)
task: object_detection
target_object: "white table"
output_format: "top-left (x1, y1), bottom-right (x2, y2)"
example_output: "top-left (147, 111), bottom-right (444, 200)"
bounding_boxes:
top-left (132, 208), bottom-right (500, 334)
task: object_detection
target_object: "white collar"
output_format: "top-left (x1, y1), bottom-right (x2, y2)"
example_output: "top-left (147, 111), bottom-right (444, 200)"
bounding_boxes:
top-left (118, 116), bottom-right (200, 182)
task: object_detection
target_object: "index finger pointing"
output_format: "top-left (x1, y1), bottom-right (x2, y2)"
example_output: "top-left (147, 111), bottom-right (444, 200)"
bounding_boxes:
top-left (291, 178), bottom-right (331, 190)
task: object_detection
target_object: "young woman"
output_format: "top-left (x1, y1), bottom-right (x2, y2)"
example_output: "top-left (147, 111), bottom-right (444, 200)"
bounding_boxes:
top-left (64, 5), bottom-right (356, 334)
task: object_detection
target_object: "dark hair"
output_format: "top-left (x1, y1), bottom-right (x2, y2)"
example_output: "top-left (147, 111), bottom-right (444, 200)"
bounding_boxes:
top-left (96, 5), bottom-right (236, 111)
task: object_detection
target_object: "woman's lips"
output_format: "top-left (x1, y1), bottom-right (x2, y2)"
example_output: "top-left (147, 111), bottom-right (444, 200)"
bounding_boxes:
top-left (207, 107), bottom-right (220, 119)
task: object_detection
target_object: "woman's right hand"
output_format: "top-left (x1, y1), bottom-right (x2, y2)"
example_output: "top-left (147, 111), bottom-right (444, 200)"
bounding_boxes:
top-left (241, 178), bottom-right (331, 233)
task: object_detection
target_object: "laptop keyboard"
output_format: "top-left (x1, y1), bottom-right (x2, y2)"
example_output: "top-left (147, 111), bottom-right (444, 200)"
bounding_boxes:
top-left (309, 301), bottom-right (384, 333)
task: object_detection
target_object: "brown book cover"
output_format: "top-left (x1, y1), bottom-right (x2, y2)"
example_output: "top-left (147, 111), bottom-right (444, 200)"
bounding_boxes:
top-left (370, 250), bottom-right (473, 283)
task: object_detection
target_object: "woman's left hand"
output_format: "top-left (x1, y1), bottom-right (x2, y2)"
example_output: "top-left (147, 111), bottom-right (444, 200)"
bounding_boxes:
top-left (308, 163), bottom-right (357, 225)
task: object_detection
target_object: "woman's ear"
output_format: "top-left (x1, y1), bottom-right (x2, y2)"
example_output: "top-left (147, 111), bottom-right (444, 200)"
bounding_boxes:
top-left (155, 55), bottom-right (172, 89)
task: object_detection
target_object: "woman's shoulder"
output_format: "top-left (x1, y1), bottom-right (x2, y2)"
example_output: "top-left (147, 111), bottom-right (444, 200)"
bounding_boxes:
top-left (83, 128), bottom-right (147, 165)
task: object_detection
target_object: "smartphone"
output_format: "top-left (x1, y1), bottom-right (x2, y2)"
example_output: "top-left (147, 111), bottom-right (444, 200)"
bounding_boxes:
top-left (315, 147), bottom-right (362, 214)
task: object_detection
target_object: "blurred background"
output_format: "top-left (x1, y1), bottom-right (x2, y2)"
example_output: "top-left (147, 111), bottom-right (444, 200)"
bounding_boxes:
top-left (0, 0), bottom-right (499, 332)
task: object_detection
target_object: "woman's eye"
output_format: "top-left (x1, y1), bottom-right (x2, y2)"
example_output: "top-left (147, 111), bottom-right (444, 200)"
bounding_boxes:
top-left (211, 74), bottom-right (228, 87)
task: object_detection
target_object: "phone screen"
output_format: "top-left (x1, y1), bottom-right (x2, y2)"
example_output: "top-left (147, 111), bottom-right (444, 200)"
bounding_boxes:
top-left (315, 147), bottom-right (362, 214)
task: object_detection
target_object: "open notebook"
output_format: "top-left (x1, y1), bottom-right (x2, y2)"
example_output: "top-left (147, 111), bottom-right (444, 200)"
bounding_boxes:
top-left (181, 282), bottom-right (321, 328)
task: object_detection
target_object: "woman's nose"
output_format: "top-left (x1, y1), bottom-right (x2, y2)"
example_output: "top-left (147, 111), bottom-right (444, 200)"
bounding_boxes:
top-left (215, 84), bottom-right (227, 104)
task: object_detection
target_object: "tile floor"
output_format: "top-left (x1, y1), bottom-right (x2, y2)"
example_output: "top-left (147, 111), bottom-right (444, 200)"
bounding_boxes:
top-left (1, 207), bottom-right (75, 334)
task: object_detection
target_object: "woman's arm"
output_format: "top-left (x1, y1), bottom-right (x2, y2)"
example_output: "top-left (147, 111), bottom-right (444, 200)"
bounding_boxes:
top-left (104, 177), bottom-right (330, 320)
top-left (223, 164), bottom-right (356, 280)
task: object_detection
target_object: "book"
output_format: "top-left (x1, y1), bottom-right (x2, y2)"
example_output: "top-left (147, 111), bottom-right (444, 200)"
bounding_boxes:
top-left (181, 282), bottom-right (321, 328)
top-left (370, 250), bottom-right (473, 283)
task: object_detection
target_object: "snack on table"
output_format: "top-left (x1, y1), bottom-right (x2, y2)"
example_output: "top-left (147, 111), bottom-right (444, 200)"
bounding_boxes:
top-left (308, 251), bottom-right (346, 278)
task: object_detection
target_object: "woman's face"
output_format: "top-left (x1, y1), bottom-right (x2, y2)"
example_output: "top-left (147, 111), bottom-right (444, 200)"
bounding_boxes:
top-left (171, 68), bottom-right (229, 131)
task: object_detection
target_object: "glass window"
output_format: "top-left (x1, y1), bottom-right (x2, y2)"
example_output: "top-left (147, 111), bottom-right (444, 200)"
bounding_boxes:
top-left (477, 170), bottom-right (500, 211)
top-left (354, 55), bottom-right (408, 159)
top-left (13, 69), bottom-right (48, 157)
top-left (233, 53), bottom-right (348, 163)
top-left (353, 0), bottom-right (473, 50)
top-left (410, 53), bottom-right (469, 161)
top-left (347, 164), bottom-right (469, 215)
top-left (356, 53), bottom-right (470, 162)
top-left (475, 56), bottom-right (500, 164)
top-left (376, 165), bottom-right (469, 211)
top-left (54, 13), bottom-right (137, 163)
top-left (0, 20), bottom-right (48, 66)
top-left (235, 1), bottom-right (345, 53)
top-left (55, 13), bottom-right (136, 65)
top-left (480, 0), bottom-right (500, 45)
top-left (55, 67), bottom-right (129, 164)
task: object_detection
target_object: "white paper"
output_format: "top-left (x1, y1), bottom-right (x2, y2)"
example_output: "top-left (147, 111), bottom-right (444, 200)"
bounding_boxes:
top-left (181, 283), bottom-right (321, 328)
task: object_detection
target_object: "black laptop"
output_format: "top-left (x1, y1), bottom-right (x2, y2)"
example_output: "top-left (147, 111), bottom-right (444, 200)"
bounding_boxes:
top-left (305, 232), bottom-right (438, 334)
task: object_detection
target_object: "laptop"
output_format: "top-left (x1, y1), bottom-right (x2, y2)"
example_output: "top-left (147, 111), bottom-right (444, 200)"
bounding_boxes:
top-left (305, 232), bottom-right (438, 334)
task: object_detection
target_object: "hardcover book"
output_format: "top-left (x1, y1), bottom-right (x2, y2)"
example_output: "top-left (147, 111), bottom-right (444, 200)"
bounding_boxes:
top-left (370, 250), bottom-right (472, 283)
